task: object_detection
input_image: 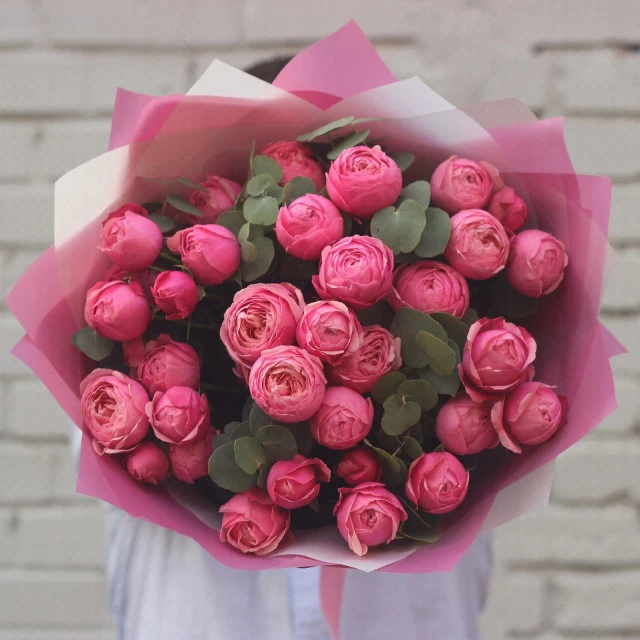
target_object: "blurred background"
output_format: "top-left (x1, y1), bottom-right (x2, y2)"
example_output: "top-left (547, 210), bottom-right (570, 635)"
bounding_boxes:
top-left (0, 1), bottom-right (639, 638)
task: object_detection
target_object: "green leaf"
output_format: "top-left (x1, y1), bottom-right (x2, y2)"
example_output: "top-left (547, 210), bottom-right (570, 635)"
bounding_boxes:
top-left (238, 222), bottom-right (264, 244)
top-left (216, 210), bottom-right (246, 236)
top-left (400, 181), bottom-right (431, 209)
top-left (327, 129), bottom-right (371, 160)
top-left (249, 404), bottom-right (277, 435)
top-left (430, 313), bottom-right (469, 352)
top-left (462, 307), bottom-right (480, 326)
top-left (414, 207), bottom-right (451, 258)
top-left (388, 151), bottom-right (415, 171)
top-left (251, 155), bottom-right (283, 183)
top-left (370, 200), bottom-right (426, 255)
top-left (381, 394), bottom-right (422, 436)
top-left (364, 440), bottom-right (408, 488)
top-left (227, 421), bottom-right (253, 440)
top-left (176, 176), bottom-right (208, 192)
top-left (356, 300), bottom-right (394, 329)
top-left (224, 421), bottom-right (242, 435)
top-left (243, 196), bottom-right (280, 225)
top-left (283, 422), bottom-right (314, 456)
top-left (208, 442), bottom-right (258, 492)
top-left (234, 436), bottom-right (267, 474)
top-left (297, 116), bottom-right (355, 142)
top-left (257, 425), bottom-right (297, 461)
top-left (148, 214), bottom-right (175, 233)
top-left (141, 201), bottom-right (162, 214)
top-left (256, 463), bottom-right (270, 489)
top-left (71, 327), bottom-right (115, 361)
top-left (166, 195), bottom-right (203, 218)
top-left (246, 173), bottom-right (276, 197)
top-left (400, 509), bottom-right (441, 543)
top-left (416, 331), bottom-right (457, 376)
top-left (397, 378), bottom-right (438, 411)
top-left (417, 365), bottom-right (460, 397)
top-left (241, 236), bottom-right (275, 282)
top-left (282, 176), bottom-right (317, 204)
top-left (390, 308), bottom-right (448, 369)
top-left (401, 436), bottom-right (423, 461)
top-left (241, 240), bottom-right (258, 262)
top-left (213, 432), bottom-right (232, 448)
top-left (371, 372), bottom-right (408, 405)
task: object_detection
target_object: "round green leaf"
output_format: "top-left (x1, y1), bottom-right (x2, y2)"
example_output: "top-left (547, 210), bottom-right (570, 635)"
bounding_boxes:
top-left (257, 425), bottom-right (297, 461)
top-left (148, 214), bottom-right (175, 233)
top-left (400, 181), bottom-right (431, 209)
top-left (283, 422), bottom-right (314, 456)
top-left (327, 129), bottom-right (371, 160)
top-left (297, 116), bottom-right (355, 142)
top-left (251, 155), bottom-right (283, 182)
top-left (401, 435), bottom-right (424, 461)
top-left (364, 440), bottom-right (408, 488)
top-left (243, 196), bottom-right (280, 225)
top-left (241, 240), bottom-right (258, 262)
top-left (208, 442), bottom-right (258, 492)
top-left (397, 378), bottom-right (438, 411)
top-left (234, 436), bottom-right (267, 474)
top-left (388, 151), bottom-right (415, 171)
top-left (71, 327), bottom-right (115, 361)
top-left (247, 173), bottom-right (276, 197)
top-left (417, 365), bottom-right (461, 397)
top-left (227, 421), bottom-right (252, 440)
top-left (416, 331), bottom-right (457, 376)
top-left (400, 509), bottom-right (441, 543)
top-left (381, 394), bottom-right (422, 436)
top-left (216, 210), bottom-right (246, 236)
top-left (283, 176), bottom-right (317, 204)
top-left (430, 313), bottom-right (469, 352)
top-left (370, 200), bottom-right (427, 255)
top-left (371, 372), bottom-right (408, 405)
top-left (390, 308), bottom-right (448, 369)
top-left (241, 236), bottom-right (275, 282)
top-left (356, 300), bottom-right (395, 329)
top-left (414, 207), bottom-right (451, 258)
top-left (166, 195), bottom-right (203, 218)
top-left (249, 404), bottom-right (277, 434)
top-left (176, 176), bottom-right (208, 192)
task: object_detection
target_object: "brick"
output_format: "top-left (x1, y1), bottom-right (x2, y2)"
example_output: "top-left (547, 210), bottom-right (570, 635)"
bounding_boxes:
top-left (601, 251), bottom-right (640, 311)
top-left (0, 509), bottom-right (18, 566)
top-left (0, 314), bottom-right (31, 377)
top-left (0, 185), bottom-right (54, 246)
top-left (0, 2), bottom-right (36, 44)
top-left (0, 632), bottom-right (114, 640)
top-left (602, 315), bottom-right (640, 374)
top-left (590, 375), bottom-right (640, 437)
top-left (0, 443), bottom-right (52, 504)
top-left (0, 123), bottom-right (34, 181)
top-left (610, 183), bottom-right (640, 244)
top-left (0, 250), bottom-right (41, 304)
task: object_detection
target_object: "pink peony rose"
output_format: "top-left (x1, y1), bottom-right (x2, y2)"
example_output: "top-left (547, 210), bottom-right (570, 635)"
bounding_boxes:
top-left (430, 156), bottom-right (495, 214)
top-left (187, 175), bottom-right (242, 224)
top-left (309, 386), bottom-right (374, 450)
top-left (336, 448), bottom-right (382, 486)
top-left (444, 209), bottom-right (511, 280)
top-left (507, 230), bottom-right (569, 298)
top-left (405, 452), bottom-right (469, 514)
top-left (275, 194), bottom-right (344, 260)
top-left (261, 140), bottom-right (325, 191)
top-left (249, 345), bottom-right (327, 423)
top-left (326, 145), bottom-right (402, 219)
top-left (80, 369), bottom-right (150, 455)
top-left (488, 187), bottom-right (529, 232)
top-left (312, 235), bottom-right (394, 310)
top-left (151, 271), bottom-right (199, 320)
top-left (390, 260), bottom-right (470, 319)
top-left (220, 488), bottom-right (291, 555)
top-left (334, 482), bottom-right (407, 556)
top-left (460, 317), bottom-right (537, 403)
top-left (169, 429), bottom-right (215, 483)
top-left (125, 442), bottom-right (170, 485)
top-left (267, 454), bottom-right (331, 509)
top-left (166, 224), bottom-right (240, 286)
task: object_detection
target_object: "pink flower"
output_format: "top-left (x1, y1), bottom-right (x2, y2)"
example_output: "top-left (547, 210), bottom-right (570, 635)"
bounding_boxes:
top-left (80, 369), bottom-right (150, 455)
top-left (328, 325), bottom-right (401, 394)
top-left (312, 235), bottom-right (394, 310)
top-left (166, 224), bottom-right (240, 286)
top-left (444, 209), bottom-right (511, 280)
top-left (169, 429), bottom-right (215, 483)
top-left (147, 386), bottom-right (210, 446)
top-left (405, 452), bottom-right (469, 514)
top-left (99, 204), bottom-right (163, 272)
top-left (460, 317), bottom-right (537, 403)
top-left (151, 271), bottom-right (199, 320)
top-left (336, 448), bottom-right (382, 486)
top-left (491, 382), bottom-right (567, 454)
top-left (219, 488), bottom-right (291, 555)
top-left (220, 283), bottom-right (305, 369)
top-left (507, 230), bottom-right (569, 298)
top-left (84, 280), bottom-right (151, 341)
top-left (275, 194), bottom-right (344, 260)
top-left (309, 386), bottom-right (374, 450)
top-left (187, 175), bottom-right (242, 224)
top-left (390, 260), bottom-right (470, 319)
top-left (326, 145), bottom-right (402, 219)
top-left (431, 156), bottom-right (495, 214)
top-left (334, 482), bottom-right (407, 556)
top-left (296, 301), bottom-right (362, 365)
top-left (261, 140), bottom-right (325, 192)
top-left (435, 394), bottom-right (499, 455)
top-left (488, 187), bottom-right (529, 232)
top-left (125, 442), bottom-right (170, 485)
top-left (266, 454), bottom-right (331, 509)
top-left (249, 345), bottom-right (327, 423)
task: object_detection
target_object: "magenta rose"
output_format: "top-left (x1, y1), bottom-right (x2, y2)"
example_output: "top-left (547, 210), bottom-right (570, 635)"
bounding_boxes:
top-left (147, 386), bottom-right (210, 446)
top-left (460, 317), bottom-right (537, 403)
top-left (151, 271), bottom-right (199, 320)
top-left (309, 386), bottom-right (374, 450)
top-left (430, 156), bottom-right (495, 214)
top-left (488, 187), bottom-right (529, 232)
top-left (261, 140), bottom-right (325, 191)
top-left (491, 382), bottom-right (567, 454)
top-left (326, 145), bottom-right (402, 219)
top-left (328, 325), bottom-right (401, 394)
top-left (312, 235), bottom-right (394, 310)
top-left (220, 283), bottom-right (304, 369)
top-left (275, 194), bottom-right (344, 260)
top-left (406, 452), bottom-right (469, 514)
top-left (84, 279), bottom-right (151, 341)
top-left (334, 482), bottom-right (407, 556)
top-left (169, 429), bottom-right (215, 483)
top-left (187, 175), bottom-right (242, 224)
top-left (336, 448), bottom-right (382, 486)
top-left (249, 345), bottom-right (326, 423)
top-left (80, 369), bottom-right (150, 455)
top-left (166, 224), bottom-right (240, 286)
top-left (435, 393), bottom-right (499, 455)
top-left (507, 230), bottom-right (569, 298)
top-left (219, 488), bottom-right (291, 555)
top-left (390, 260), bottom-right (470, 319)
top-left (267, 454), bottom-right (331, 509)
top-left (125, 442), bottom-right (170, 485)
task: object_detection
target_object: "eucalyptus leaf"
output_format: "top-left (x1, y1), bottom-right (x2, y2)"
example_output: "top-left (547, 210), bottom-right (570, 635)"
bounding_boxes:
top-left (208, 442), bottom-right (258, 492)
top-left (216, 210), bottom-right (246, 236)
top-left (462, 308), bottom-right (480, 326)
top-left (370, 200), bottom-right (426, 255)
top-left (224, 421), bottom-right (242, 435)
top-left (238, 222), bottom-right (264, 244)
top-left (148, 214), bottom-right (175, 233)
top-left (166, 195), bottom-right (203, 218)
top-left (213, 432), bottom-right (232, 448)
top-left (141, 202), bottom-right (162, 214)
top-left (227, 421), bottom-right (253, 441)
top-left (401, 436), bottom-right (424, 461)
top-left (371, 372), bottom-right (408, 405)
top-left (417, 365), bottom-right (461, 397)
top-left (297, 116), bottom-right (355, 142)
top-left (176, 176), bottom-right (208, 192)
top-left (71, 327), bottom-right (115, 361)
top-left (397, 378), bottom-right (438, 411)
top-left (283, 176), bottom-right (317, 204)
top-left (390, 308), bottom-right (448, 369)
top-left (430, 313), bottom-right (469, 352)
top-left (356, 300), bottom-right (394, 329)
top-left (400, 181), bottom-right (431, 209)
top-left (414, 208), bottom-right (451, 258)
top-left (401, 510), bottom-right (441, 543)
top-left (283, 422), bottom-right (314, 456)
top-left (243, 196), bottom-right (280, 225)
top-left (241, 240), bottom-right (258, 263)
top-left (416, 330), bottom-right (457, 376)
top-left (251, 155), bottom-right (283, 182)
top-left (327, 129), bottom-right (371, 160)
top-left (257, 425), bottom-right (297, 461)
top-left (247, 173), bottom-right (276, 197)
top-left (256, 463), bottom-right (271, 489)
top-left (381, 394), bottom-right (422, 436)
top-left (241, 236), bottom-right (275, 282)
top-left (364, 440), bottom-right (408, 487)
top-left (234, 436), bottom-right (267, 474)
top-left (388, 151), bottom-right (415, 171)
top-left (249, 404), bottom-right (276, 434)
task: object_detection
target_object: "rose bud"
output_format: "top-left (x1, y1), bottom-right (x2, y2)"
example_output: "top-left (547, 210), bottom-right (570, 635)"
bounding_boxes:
top-left (123, 337), bottom-right (146, 368)
top-left (309, 386), bottom-right (374, 450)
top-left (169, 428), bottom-right (215, 483)
top-left (390, 260), bottom-right (470, 319)
top-left (507, 230), bottom-right (569, 298)
top-left (267, 454), bottom-right (331, 509)
top-left (249, 345), bottom-right (326, 423)
top-left (275, 194), bottom-right (344, 260)
top-left (406, 452), bottom-right (469, 514)
top-left (491, 382), bottom-right (567, 454)
top-left (84, 279), bottom-right (151, 341)
top-left (125, 442), bottom-right (170, 485)
top-left (80, 369), bottom-right (150, 455)
top-left (328, 325), bottom-right (401, 394)
top-left (166, 224), bottom-right (240, 286)
top-left (99, 204), bottom-right (163, 272)
top-left (336, 448), bottom-right (382, 486)
top-left (312, 235), bottom-right (394, 310)
top-left (151, 271), bottom-right (199, 320)
top-left (296, 301), bottom-right (362, 365)
top-left (444, 209), bottom-right (510, 280)
top-left (430, 156), bottom-right (495, 214)
top-left (460, 317), bottom-right (537, 403)
top-left (488, 186), bottom-right (529, 232)
top-left (187, 175), bottom-right (242, 224)
top-left (147, 386), bottom-right (210, 446)
top-left (334, 482), bottom-right (407, 556)
top-left (261, 140), bottom-right (325, 191)
top-left (326, 145), bottom-right (402, 219)
top-left (435, 394), bottom-right (499, 455)
top-left (220, 283), bottom-right (304, 369)
top-left (219, 488), bottom-right (291, 555)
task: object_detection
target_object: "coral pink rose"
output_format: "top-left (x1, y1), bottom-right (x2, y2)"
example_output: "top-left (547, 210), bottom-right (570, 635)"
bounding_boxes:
top-left (445, 209), bottom-right (511, 280)
top-left (431, 156), bottom-right (495, 214)
top-left (187, 175), bottom-right (242, 224)
top-left (406, 452), bottom-right (469, 514)
top-left (249, 346), bottom-right (327, 423)
top-left (125, 442), bottom-right (170, 485)
top-left (219, 488), bottom-right (291, 555)
top-left (312, 235), bottom-right (394, 310)
top-left (336, 448), bottom-right (382, 486)
top-left (80, 369), bottom-right (150, 455)
top-left (151, 271), bottom-right (199, 320)
top-left (169, 429), bottom-right (215, 483)
top-left (488, 187), bottom-right (529, 232)
top-left (261, 140), bottom-right (325, 191)
top-left (334, 482), bottom-right (407, 556)
top-left (267, 454), bottom-right (331, 509)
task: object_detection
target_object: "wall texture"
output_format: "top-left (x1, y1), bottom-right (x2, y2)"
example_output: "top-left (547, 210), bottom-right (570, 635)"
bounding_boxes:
top-left (0, 2), bottom-right (638, 638)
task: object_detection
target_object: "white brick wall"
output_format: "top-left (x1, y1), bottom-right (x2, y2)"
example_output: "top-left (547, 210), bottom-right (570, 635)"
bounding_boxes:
top-left (0, 2), bottom-right (638, 638)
